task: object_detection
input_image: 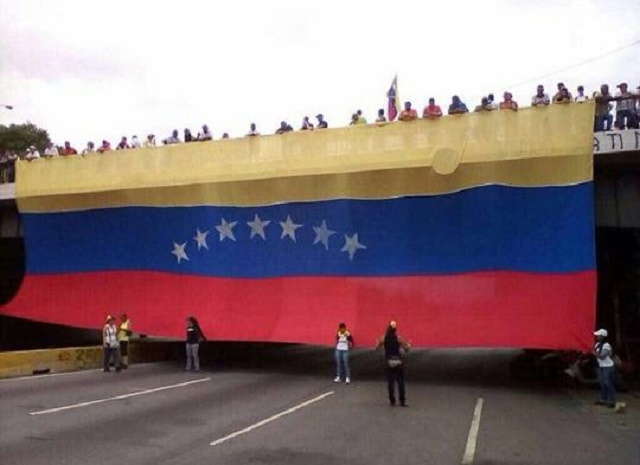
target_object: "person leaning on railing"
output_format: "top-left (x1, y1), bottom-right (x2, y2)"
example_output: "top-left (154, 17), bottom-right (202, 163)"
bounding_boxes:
top-left (593, 84), bottom-right (614, 132)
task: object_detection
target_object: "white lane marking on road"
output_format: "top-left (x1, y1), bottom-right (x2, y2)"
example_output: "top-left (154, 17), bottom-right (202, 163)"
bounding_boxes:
top-left (461, 397), bottom-right (484, 465)
top-left (210, 390), bottom-right (334, 446)
top-left (29, 377), bottom-right (210, 415)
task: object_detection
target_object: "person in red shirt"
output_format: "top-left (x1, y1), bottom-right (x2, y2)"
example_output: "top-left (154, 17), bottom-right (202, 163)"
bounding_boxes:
top-left (422, 98), bottom-right (443, 119)
top-left (398, 101), bottom-right (418, 121)
top-left (60, 141), bottom-right (78, 155)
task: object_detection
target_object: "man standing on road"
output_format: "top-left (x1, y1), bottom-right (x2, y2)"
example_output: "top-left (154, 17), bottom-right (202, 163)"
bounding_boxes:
top-left (376, 320), bottom-right (411, 407)
top-left (103, 315), bottom-right (121, 373)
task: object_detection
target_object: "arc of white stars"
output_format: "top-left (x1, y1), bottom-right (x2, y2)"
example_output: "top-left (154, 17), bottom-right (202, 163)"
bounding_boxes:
top-left (193, 228), bottom-right (210, 250)
top-left (171, 242), bottom-right (189, 264)
top-left (280, 215), bottom-right (303, 242)
top-left (341, 233), bottom-right (367, 261)
top-left (215, 218), bottom-right (237, 242)
top-left (247, 214), bottom-right (271, 240)
top-left (313, 220), bottom-right (336, 251)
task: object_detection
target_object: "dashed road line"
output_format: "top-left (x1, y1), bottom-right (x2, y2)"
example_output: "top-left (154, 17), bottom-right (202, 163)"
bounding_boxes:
top-left (461, 397), bottom-right (484, 464)
top-left (29, 377), bottom-right (210, 415)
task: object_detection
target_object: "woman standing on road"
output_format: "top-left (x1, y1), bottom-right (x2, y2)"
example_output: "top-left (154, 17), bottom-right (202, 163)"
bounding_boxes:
top-left (185, 316), bottom-right (206, 372)
top-left (334, 322), bottom-right (354, 384)
top-left (376, 320), bottom-right (411, 406)
top-left (102, 315), bottom-right (121, 373)
top-left (593, 328), bottom-right (616, 408)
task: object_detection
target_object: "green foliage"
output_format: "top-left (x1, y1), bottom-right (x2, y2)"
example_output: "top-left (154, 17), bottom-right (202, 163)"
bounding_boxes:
top-left (0, 122), bottom-right (51, 153)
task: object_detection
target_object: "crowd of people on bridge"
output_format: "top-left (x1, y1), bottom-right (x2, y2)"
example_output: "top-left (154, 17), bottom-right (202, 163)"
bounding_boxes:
top-left (1, 79), bottom-right (639, 185)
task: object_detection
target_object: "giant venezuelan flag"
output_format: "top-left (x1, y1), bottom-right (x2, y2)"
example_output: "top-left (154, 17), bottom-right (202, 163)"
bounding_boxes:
top-left (3, 104), bottom-right (596, 350)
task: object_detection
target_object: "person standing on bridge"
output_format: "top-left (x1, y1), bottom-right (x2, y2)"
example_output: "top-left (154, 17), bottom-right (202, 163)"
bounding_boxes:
top-left (334, 322), bottom-right (354, 384)
top-left (186, 316), bottom-right (206, 372)
top-left (376, 320), bottom-right (411, 407)
top-left (593, 328), bottom-right (616, 408)
top-left (102, 315), bottom-right (121, 373)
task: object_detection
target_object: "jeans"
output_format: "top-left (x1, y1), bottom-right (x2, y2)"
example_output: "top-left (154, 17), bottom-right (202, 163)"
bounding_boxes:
top-left (335, 349), bottom-right (350, 380)
top-left (615, 110), bottom-right (639, 130)
top-left (186, 343), bottom-right (200, 371)
top-left (103, 345), bottom-right (121, 371)
top-left (593, 113), bottom-right (613, 132)
top-left (596, 366), bottom-right (616, 405)
top-left (386, 364), bottom-right (406, 405)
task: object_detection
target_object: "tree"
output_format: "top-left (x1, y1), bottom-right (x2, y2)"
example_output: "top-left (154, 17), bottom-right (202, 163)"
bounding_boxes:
top-left (0, 122), bottom-right (51, 153)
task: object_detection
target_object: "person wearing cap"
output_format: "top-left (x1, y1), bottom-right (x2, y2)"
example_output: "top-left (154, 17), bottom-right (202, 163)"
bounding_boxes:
top-left (593, 329), bottom-right (616, 408)
top-left (376, 320), bottom-right (411, 407)
top-left (316, 114), bottom-right (328, 129)
top-left (102, 315), bottom-right (122, 373)
top-left (334, 322), bottom-right (354, 384)
top-left (613, 83), bottom-right (639, 130)
top-left (118, 313), bottom-right (132, 369)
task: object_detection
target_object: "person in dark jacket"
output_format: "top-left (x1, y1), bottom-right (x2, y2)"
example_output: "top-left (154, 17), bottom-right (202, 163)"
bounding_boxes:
top-left (185, 316), bottom-right (206, 372)
top-left (376, 320), bottom-right (411, 406)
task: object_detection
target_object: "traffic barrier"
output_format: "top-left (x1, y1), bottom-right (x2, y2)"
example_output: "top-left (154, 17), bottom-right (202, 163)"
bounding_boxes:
top-left (0, 340), bottom-right (183, 378)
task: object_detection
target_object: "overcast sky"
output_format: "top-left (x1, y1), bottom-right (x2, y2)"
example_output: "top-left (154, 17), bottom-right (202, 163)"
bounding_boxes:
top-left (0, 0), bottom-right (638, 147)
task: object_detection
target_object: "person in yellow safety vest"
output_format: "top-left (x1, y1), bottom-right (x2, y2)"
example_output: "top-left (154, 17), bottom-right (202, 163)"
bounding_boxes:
top-left (118, 313), bottom-right (133, 369)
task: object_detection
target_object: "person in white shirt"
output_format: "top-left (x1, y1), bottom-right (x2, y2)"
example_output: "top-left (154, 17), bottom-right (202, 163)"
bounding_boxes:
top-left (334, 322), bottom-right (354, 383)
top-left (574, 85), bottom-right (588, 103)
top-left (81, 141), bottom-right (95, 155)
top-left (593, 328), bottom-right (616, 408)
top-left (43, 142), bottom-right (59, 158)
top-left (131, 135), bottom-right (141, 149)
top-left (614, 83), bottom-right (639, 130)
top-left (25, 146), bottom-right (40, 161)
top-left (246, 123), bottom-right (260, 137)
top-left (531, 85), bottom-right (550, 106)
top-left (103, 315), bottom-right (122, 373)
top-left (143, 134), bottom-right (156, 148)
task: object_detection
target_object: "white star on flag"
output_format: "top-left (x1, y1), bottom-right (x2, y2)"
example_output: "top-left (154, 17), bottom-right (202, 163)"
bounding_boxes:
top-left (171, 242), bottom-right (189, 264)
top-left (341, 233), bottom-right (367, 261)
top-left (280, 215), bottom-right (303, 242)
top-left (216, 218), bottom-right (237, 242)
top-left (193, 228), bottom-right (210, 250)
top-left (313, 220), bottom-right (336, 251)
top-left (247, 214), bottom-right (271, 240)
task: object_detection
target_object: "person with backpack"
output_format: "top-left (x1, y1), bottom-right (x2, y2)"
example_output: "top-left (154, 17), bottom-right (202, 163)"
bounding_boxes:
top-left (102, 315), bottom-right (121, 373)
top-left (593, 328), bottom-right (616, 408)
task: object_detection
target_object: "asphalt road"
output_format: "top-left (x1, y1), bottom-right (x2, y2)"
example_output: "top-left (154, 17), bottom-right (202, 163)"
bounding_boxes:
top-left (0, 345), bottom-right (638, 465)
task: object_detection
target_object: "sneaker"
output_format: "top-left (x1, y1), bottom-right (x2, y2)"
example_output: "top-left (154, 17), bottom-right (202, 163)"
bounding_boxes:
top-left (345, 377), bottom-right (351, 384)
top-left (334, 377), bottom-right (340, 383)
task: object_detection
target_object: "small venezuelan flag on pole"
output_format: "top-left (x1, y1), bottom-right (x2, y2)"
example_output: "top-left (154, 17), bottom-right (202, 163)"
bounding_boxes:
top-left (387, 75), bottom-right (400, 121)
